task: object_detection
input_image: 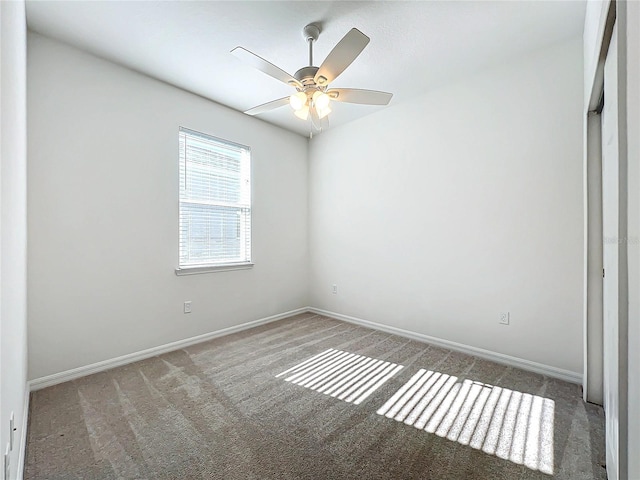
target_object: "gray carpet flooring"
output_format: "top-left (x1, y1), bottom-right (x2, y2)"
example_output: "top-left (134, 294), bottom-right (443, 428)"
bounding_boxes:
top-left (24, 313), bottom-right (607, 479)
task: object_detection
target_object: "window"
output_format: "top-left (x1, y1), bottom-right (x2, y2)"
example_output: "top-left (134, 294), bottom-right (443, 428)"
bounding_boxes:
top-left (177, 127), bottom-right (251, 273)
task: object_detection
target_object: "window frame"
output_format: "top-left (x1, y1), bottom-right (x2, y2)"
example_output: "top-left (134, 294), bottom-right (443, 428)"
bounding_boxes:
top-left (175, 127), bottom-right (253, 276)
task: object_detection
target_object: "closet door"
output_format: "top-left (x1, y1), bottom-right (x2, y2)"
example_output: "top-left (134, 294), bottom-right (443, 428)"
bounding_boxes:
top-left (601, 21), bottom-right (619, 480)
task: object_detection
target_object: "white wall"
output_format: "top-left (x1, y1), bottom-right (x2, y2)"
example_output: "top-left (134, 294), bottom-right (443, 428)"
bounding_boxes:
top-left (27, 33), bottom-right (309, 380)
top-left (0, 0), bottom-right (28, 478)
top-left (309, 38), bottom-right (584, 374)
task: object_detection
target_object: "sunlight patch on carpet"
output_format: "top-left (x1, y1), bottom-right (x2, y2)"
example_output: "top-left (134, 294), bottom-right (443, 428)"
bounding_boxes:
top-left (276, 349), bottom-right (403, 405)
top-left (377, 369), bottom-right (555, 474)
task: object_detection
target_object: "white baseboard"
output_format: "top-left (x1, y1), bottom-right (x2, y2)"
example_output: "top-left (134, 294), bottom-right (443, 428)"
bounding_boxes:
top-left (28, 305), bottom-right (582, 391)
top-left (17, 383), bottom-right (30, 480)
top-left (307, 307), bottom-right (583, 384)
top-left (29, 307), bottom-right (308, 391)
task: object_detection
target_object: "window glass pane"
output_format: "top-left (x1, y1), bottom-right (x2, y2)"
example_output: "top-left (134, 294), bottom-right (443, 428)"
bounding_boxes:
top-left (178, 128), bottom-right (251, 268)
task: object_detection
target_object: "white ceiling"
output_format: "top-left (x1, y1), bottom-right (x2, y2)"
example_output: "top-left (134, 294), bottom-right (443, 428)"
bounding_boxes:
top-left (26, 1), bottom-right (586, 137)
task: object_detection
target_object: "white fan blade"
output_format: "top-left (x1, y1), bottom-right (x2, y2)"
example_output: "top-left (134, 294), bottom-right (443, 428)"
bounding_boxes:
top-left (314, 28), bottom-right (369, 87)
top-left (244, 97), bottom-right (290, 116)
top-left (327, 88), bottom-right (393, 105)
top-left (231, 47), bottom-right (302, 88)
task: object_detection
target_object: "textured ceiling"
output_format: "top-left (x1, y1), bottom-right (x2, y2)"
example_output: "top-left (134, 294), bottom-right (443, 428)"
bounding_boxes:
top-left (25, 1), bottom-right (586, 137)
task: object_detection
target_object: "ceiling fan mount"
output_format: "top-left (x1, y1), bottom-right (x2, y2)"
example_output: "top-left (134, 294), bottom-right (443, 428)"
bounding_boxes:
top-left (302, 23), bottom-right (320, 44)
top-left (231, 22), bottom-right (393, 133)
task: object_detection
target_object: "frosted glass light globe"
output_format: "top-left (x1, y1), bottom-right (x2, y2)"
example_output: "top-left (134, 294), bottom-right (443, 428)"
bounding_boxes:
top-left (289, 91), bottom-right (307, 111)
top-left (312, 91), bottom-right (330, 110)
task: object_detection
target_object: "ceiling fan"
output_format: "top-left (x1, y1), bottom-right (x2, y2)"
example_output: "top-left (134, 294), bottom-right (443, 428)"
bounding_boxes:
top-left (231, 24), bottom-right (393, 132)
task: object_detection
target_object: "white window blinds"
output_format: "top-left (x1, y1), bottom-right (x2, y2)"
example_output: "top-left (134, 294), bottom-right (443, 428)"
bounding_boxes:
top-left (179, 127), bottom-right (251, 268)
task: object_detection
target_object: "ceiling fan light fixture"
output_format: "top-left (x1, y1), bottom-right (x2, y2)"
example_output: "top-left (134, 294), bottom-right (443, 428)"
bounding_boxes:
top-left (312, 91), bottom-right (331, 110)
top-left (316, 104), bottom-right (331, 119)
top-left (294, 104), bottom-right (310, 120)
top-left (289, 91), bottom-right (307, 111)
top-left (234, 25), bottom-right (392, 132)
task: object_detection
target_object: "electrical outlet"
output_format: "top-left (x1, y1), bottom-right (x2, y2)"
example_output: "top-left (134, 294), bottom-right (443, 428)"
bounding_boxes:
top-left (183, 301), bottom-right (192, 314)
top-left (499, 312), bottom-right (510, 325)
top-left (332, 284), bottom-right (338, 294)
top-left (9, 413), bottom-right (14, 451)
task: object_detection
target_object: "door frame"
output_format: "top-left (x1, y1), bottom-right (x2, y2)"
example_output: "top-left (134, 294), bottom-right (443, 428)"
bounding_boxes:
top-left (584, 2), bottom-right (629, 479)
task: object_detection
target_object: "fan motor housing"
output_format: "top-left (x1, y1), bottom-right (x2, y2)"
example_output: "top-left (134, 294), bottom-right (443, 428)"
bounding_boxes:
top-left (294, 66), bottom-right (319, 86)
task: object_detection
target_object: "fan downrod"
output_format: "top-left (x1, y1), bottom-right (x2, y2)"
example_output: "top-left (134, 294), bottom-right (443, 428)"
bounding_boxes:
top-left (303, 23), bottom-right (320, 66)
top-left (294, 24), bottom-right (321, 86)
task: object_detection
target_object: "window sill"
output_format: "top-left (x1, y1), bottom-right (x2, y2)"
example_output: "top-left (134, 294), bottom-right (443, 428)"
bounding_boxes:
top-left (175, 263), bottom-right (254, 276)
